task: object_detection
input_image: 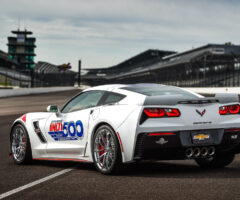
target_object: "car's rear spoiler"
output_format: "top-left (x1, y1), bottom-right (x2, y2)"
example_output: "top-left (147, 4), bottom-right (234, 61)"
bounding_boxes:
top-left (144, 93), bottom-right (239, 106)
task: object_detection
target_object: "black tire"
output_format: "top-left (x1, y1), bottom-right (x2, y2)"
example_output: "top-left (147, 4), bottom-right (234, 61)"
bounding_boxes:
top-left (10, 124), bottom-right (32, 164)
top-left (92, 125), bottom-right (123, 175)
top-left (195, 153), bottom-right (235, 169)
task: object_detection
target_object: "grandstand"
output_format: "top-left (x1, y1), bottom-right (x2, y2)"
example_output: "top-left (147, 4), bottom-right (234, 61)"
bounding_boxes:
top-left (2, 41), bottom-right (240, 88)
top-left (34, 61), bottom-right (76, 87)
top-left (0, 51), bottom-right (76, 87)
top-left (82, 44), bottom-right (240, 87)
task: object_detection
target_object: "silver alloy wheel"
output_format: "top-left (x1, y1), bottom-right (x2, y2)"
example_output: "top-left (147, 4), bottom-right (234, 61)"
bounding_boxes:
top-left (11, 126), bottom-right (27, 162)
top-left (93, 128), bottom-right (116, 172)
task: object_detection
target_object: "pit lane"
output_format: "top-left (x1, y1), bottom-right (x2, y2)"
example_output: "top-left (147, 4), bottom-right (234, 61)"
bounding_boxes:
top-left (0, 90), bottom-right (240, 200)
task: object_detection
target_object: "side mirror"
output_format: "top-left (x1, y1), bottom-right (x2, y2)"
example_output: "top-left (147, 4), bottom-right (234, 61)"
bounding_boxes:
top-left (47, 105), bottom-right (61, 116)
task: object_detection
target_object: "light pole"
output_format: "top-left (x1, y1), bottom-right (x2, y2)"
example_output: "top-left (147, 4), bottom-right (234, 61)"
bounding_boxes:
top-left (78, 60), bottom-right (81, 87)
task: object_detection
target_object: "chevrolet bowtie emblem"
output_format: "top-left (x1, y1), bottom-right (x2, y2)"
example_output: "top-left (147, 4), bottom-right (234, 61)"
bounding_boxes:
top-left (193, 134), bottom-right (209, 140)
top-left (196, 109), bottom-right (206, 117)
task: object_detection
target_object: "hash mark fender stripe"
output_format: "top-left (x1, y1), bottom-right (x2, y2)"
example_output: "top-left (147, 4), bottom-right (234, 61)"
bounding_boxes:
top-left (116, 132), bottom-right (124, 152)
top-left (21, 114), bottom-right (27, 123)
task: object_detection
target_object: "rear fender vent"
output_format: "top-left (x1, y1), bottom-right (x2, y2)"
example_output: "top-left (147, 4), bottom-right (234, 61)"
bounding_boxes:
top-left (134, 133), bottom-right (146, 159)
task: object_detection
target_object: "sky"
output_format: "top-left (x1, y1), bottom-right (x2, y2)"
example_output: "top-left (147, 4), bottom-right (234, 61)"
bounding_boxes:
top-left (0, 0), bottom-right (239, 71)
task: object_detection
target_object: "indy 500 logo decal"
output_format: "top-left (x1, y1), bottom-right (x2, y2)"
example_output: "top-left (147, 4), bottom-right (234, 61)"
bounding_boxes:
top-left (48, 120), bottom-right (84, 141)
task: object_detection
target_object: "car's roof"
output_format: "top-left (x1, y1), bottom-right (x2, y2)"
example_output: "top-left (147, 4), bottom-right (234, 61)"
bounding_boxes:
top-left (84, 83), bottom-right (166, 91)
top-left (84, 83), bottom-right (202, 98)
top-left (84, 84), bottom-right (127, 91)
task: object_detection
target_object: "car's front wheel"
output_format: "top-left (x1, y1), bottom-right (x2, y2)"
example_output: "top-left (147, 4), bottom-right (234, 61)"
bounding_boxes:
top-left (195, 153), bottom-right (235, 169)
top-left (92, 125), bottom-right (122, 174)
top-left (10, 124), bottom-right (32, 164)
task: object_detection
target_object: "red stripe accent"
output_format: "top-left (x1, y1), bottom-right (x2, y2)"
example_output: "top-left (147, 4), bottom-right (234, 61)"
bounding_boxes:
top-left (116, 132), bottom-right (124, 152)
top-left (21, 114), bottom-right (26, 123)
top-left (33, 158), bottom-right (90, 162)
top-left (148, 132), bottom-right (175, 136)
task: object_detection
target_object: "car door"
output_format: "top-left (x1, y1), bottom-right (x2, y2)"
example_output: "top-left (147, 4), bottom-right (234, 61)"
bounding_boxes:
top-left (44, 90), bottom-right (105, 158)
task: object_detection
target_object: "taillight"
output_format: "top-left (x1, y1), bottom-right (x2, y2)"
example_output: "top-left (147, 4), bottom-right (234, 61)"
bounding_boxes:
top-left (219, 106), bottom-right (228, 115)
top-left (144, 108), bottom-right (164, 117)
top-left (148, 132), bottom-right (175, 136)
top-left (143, 108), bottom-right (180, 118)
top-left (219, 104), bottom-right (240, 115)
top-left (225, 128), bottom-right (240, 132)
top-left (229, 105), bottom-right (240, 114)
top-left (165, 108), bottom-right (180, 117)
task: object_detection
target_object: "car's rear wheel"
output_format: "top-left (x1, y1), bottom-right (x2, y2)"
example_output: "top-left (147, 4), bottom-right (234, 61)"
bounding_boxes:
top-left (195, 153), bottom-right (235, 169)
top-left (10, 124), bottom-right (32, 164)
top-left (92, 125), bottom-right (122, 174)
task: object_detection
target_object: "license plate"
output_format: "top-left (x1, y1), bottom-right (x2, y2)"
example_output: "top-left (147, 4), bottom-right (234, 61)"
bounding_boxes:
top-left (191, 132), bottom-right (213, 144)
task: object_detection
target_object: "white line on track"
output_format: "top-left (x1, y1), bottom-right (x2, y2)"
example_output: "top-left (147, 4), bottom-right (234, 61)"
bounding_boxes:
top-left (0, 168), bottom-right (74, 199)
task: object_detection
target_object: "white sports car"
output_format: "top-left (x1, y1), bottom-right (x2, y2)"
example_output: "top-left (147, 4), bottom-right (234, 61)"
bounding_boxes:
top-left (10, 84), bottom-right (240, 174)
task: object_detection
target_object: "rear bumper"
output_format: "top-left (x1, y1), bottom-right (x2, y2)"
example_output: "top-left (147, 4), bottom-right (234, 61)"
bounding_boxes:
top-left (133, 128), bottom-right (240, 160)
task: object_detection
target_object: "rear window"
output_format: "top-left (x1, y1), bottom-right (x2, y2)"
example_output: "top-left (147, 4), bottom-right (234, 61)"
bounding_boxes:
top-left (104, 93), bottom-right (124, 104)
top-left (122, 86), bottom-right (198, 98)
top-left (100, 92), bottom-right (126, 105)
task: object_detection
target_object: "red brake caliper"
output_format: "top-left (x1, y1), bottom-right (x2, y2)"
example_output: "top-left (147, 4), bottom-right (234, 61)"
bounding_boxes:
top-left (99, 145), bottom-right (104, 156)
top-left (98, 136), bottom-right (106, 159)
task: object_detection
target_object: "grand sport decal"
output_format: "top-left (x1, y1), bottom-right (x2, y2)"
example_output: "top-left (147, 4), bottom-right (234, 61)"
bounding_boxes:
top-left (48, 120), bottom-right (84, 141)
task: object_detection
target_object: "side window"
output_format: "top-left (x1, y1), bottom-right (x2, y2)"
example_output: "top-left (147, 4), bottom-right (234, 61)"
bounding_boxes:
top-left (62, 91), bottom-right (105, 113)
top-left (101, 92), bottom-right (125, 105)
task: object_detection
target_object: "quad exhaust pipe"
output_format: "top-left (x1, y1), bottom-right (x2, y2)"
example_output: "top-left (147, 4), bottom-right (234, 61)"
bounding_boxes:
top-left (193, 147), bottom-right (201, 157)
top-left (185, 148), bottom-right (194, 158)
top-left (208, 146), bottom-right (215, 156)
top-left (200, 147), bottom-right (208, 157)
top-left (185, 146), bottom-right (215, 158)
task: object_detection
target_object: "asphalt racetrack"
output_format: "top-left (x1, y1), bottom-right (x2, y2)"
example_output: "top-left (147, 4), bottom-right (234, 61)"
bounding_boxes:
top-left (0, 90), bottom-right (240, 200)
